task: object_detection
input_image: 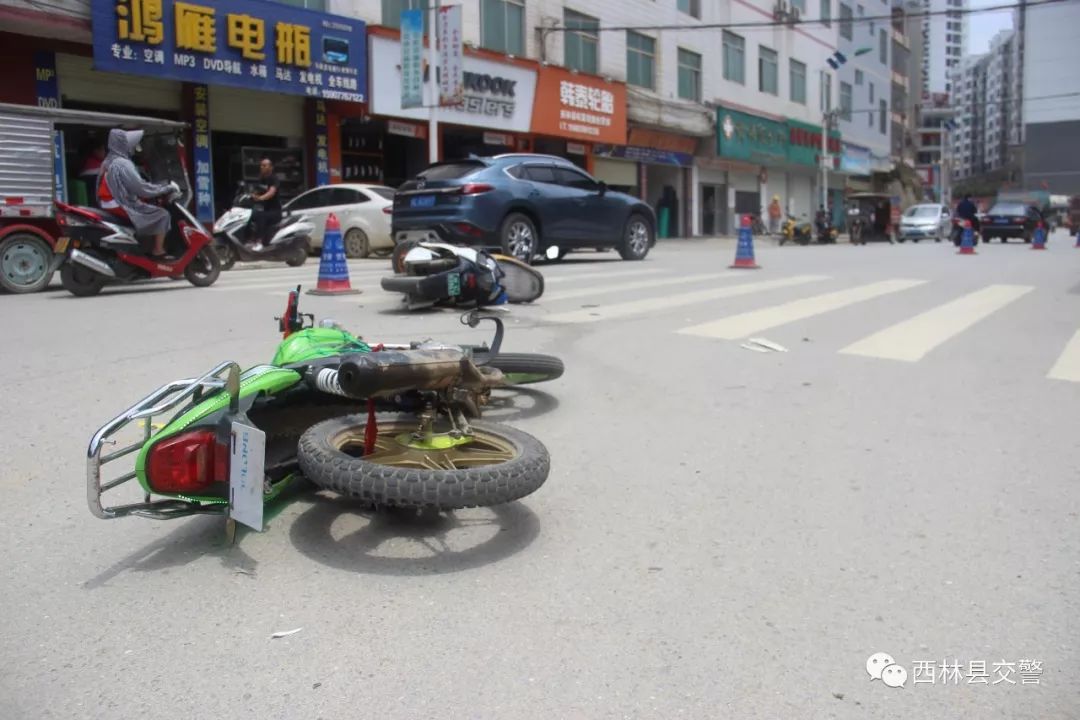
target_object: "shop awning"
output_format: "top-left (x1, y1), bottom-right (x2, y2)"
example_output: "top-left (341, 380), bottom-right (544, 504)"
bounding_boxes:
top-left (626, 88), bottom-right (714, 138)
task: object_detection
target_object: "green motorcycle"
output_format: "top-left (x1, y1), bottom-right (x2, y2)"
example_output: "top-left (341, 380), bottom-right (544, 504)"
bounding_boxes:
top-left (86, 286), bottom-right (564, 531)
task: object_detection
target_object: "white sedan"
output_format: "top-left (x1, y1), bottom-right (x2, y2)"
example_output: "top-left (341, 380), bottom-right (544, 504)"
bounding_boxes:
top-left (284, 183), bottom-right (395, 258)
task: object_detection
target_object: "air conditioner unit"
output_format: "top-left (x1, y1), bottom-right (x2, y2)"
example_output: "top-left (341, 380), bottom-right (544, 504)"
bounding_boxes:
top-left (773, 0), bottom-right (789, 21)
top-left (790, 7), bottom-right (801, 24)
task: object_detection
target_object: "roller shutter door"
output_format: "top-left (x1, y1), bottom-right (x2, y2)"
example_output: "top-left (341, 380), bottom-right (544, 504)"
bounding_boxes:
top-left (209, 86), bottom-right (304, 140)
top-left (593, 158), bottom-right (637, 187)
top-left (56, 53), bottom-right (182, 113)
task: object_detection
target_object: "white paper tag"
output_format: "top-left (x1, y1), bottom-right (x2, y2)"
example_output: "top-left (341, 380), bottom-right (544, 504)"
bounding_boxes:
top-left (229, 421), bottom-right (266, 532)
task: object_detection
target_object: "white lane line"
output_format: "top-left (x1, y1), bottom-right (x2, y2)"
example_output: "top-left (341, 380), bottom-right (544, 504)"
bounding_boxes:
top-left (1047, 329), bottom-right (1080, 382)
top-left (544, 275), bottom-right (830, 324)
top-left (676, 279), bottom-right (927, 340)
top-left (839, 284), bottom-right (1034, 362)
top-left (211, 273), bottom-right (387, 292)
top-left (544, 269), bottom-right (664, 284)
top-left (543, 272), bottom-right (733, 302)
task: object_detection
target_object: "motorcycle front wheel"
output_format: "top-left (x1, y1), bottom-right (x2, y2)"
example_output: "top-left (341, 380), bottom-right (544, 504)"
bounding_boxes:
top-left (471, 352), bottom-right (565, 386)
top-left (185, 247), bottom-right (221, 287)
top-left (298, 414), bottom-right (550, 510)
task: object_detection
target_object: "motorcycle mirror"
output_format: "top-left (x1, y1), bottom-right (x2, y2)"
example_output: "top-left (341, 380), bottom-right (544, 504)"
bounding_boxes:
top-left (545, 246), bottom-right (560, 260)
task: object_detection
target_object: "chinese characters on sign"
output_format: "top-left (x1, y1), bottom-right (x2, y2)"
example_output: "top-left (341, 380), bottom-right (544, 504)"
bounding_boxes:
top-left (400, 8), bottom-right (424, 109)
top-left (557, 80), bottom-right (615, 138)
top-left (191, 84), bottom-right (214, 222)
top-left (437, 5), bottom-right (463, 107)
top-left (312, 100), bottom-right (329, 187)
top-left (94, 0), bottom-right (366, 102)
top-left (867, 652), bottom-right (1042, 690)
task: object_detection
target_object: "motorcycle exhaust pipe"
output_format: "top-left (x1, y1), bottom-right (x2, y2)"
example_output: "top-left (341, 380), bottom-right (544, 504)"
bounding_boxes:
top-left (70, 249), bottom-right (117, 278)
top-left (334, 349), bottom-right (482, 398)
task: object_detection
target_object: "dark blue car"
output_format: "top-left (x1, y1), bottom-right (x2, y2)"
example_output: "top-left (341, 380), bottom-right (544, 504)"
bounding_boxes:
top-left (391, 154), bottom-right (657, 264)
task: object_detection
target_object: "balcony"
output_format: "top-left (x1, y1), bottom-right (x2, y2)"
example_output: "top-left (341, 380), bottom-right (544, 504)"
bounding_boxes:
top-left (892, 28), bottom-right (910, 49)
top-left (892, 71), bottom-right (908, 91)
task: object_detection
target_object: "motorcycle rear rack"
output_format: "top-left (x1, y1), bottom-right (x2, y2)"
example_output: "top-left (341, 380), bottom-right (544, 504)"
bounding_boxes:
top-left (86, 361), bottom-right (241, 520)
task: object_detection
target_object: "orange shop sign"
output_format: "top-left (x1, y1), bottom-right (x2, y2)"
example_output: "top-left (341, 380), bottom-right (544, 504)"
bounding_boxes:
top-left (531, 66), bottom-right (626, 145)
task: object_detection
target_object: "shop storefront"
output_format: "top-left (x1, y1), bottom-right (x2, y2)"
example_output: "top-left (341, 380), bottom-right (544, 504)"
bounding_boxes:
top-left (368, 31), bottom-right (536, 172)
top-left (714, 105), bottom-right (842, 234)
top-left (82, 0), bottom-right (368, 221)
top-left (528, 65), bottom-right (627, 174)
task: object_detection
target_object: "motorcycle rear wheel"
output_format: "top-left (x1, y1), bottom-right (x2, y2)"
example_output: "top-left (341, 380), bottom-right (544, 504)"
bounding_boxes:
top-left (60, 262), bottom-right (106, 297)
top-left (298, 414), bottom-right (550, 510)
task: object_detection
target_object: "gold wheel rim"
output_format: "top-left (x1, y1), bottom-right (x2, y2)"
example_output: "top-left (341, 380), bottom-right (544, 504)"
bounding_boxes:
top-left (330, 422), bottom-right (518, 471)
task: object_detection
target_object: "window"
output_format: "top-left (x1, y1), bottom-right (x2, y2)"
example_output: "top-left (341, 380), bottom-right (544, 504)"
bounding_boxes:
top-left (523, 164), bottom-right (557, 184)
top-left (678, 48), bottom-right (702, 101)
top-left (626, 32), bottom-right (656, 89)
top-left (855, 69), bottom-right (863, 85)
top-left (564, 10), bottom-right (598, 74)
top-left (723, 31), bottom-right (745, 84)
top-left (790, 59), bottom-right (807, 104)
top-left (790, 0), bottom-right (806, 10)
top-left (879, 99), bottom-right (887, 133)
top-left (556, 166), bottom-right (598, 191)
top-left (677, 0), bottom-right (701, 18)
top-left (869, 82), bottom-right (875, 102)
top-left (840, 3), bottom-right (853, 39)
top-left (821, 71), bottom-right (832, 111)
top-left (840, 81), bottom-right (853, 121)
top-left (821, 0), bottom-right (831, 27)
top-left (381, 0), bottom-right (427, 30)
top-left (879, 28), bottom-right (888, 63)
top-left (330, 188), bottom-right (366, 205)
top-left (759, 46), bottom-right (778, 95)
top-left (481, 0), bottom-right (524, 56)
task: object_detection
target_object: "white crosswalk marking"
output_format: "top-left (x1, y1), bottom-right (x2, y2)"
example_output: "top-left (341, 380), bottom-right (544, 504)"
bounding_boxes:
top-left (1047, 329), bottom-right (1080, 382)
top-left (544, 275), bottom-right (830, 324)
top-left (543, 272), bottom-right (731, 302)
top-left (839, 284), bottom-right (1033, 362)
top-left (676, 279), bottom-right (926, 340)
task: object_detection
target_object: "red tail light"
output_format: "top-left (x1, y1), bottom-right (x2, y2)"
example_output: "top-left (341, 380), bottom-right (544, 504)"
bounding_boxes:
top-left (454, 222), bottom-right (485, 238)
top-left (459, 183), bottom-right (493, 195)
top-left (382, 206), bottom-right (393, 214)
top-left (147, 429), bottom-right (227, 495)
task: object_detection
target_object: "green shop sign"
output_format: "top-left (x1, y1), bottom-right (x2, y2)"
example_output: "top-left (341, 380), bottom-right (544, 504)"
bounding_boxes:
top-left (716, 107), bottom-right (787, 164)
top-left (716, 107), bottom-right (842, 167)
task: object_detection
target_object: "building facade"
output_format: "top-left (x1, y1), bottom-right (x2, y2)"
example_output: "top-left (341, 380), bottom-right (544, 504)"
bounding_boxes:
top-left (1020, 0), bottom-right (1080, 194)
top-left (0, 0), bottom-right (915, 235)
top-left (919, 0), bottom-right (966, 97)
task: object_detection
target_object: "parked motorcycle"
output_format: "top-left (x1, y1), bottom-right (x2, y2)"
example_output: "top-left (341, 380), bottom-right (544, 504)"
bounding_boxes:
top-left (382, 241), bottom-right (548, 311)
top-left (53, 181), bottom-right (220, 297)
top-left (85, 285), bottom-right (565, 527)
top-left (212, 184), bottom-right (313, 270)
top-left (779, 215), bottom-right (812, 246)
top-left (815, 218), bottom-right (839, 244)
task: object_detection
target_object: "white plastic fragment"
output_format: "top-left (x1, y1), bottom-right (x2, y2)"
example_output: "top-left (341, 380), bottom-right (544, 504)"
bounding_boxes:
top-left (740, 343), bottom-right (770, 353)
top-left (271, 628), bottom-right (303, 639)
top-left (748, 337), bottom-right (789, 352)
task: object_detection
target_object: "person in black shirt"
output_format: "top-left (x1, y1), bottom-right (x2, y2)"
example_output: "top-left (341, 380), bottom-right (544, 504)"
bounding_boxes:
top-left (249, 157), bottom-right (282, 249)
top-left (955, 194), bottom-right (980, 232)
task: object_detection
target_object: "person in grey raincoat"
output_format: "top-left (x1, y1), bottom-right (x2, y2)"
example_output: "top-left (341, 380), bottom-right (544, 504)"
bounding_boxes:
top-left (97, 128), bottom-right (177, 259)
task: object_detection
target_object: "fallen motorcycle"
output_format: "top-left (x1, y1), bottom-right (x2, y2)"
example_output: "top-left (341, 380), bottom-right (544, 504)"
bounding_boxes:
top-left (381, 241), bottom-right (548, 311)
top-left (85, 285), bottom-right (564, 530)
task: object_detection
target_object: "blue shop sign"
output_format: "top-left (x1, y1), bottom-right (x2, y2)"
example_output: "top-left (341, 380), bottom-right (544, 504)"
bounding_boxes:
top-left (593, 144), bottom-right (693, 167)
top-left (840, 142), bottom-right (871, 175)
top-left (90, 0), bottom-right (367, 102)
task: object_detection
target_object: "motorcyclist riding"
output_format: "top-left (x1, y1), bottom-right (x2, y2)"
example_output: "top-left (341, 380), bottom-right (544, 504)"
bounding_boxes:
top-left (955, 194), bottom-right (980, 237)
top-left (248, 157), bottom-right (282, 250)
top-left (96, 128), bottom-right (178, 261)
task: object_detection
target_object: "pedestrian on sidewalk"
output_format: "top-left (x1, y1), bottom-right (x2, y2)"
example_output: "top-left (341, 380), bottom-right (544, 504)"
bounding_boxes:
top-left (768, 195), bottom-right (782, 234)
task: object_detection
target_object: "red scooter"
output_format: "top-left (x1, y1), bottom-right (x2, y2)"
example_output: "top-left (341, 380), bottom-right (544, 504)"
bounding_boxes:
top-left (51, 129), bottom-right (219, 297)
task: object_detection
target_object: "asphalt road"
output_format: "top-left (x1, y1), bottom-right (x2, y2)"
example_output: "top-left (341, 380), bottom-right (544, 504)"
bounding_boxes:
top-left (1, 231), bottom-right (1078, 719)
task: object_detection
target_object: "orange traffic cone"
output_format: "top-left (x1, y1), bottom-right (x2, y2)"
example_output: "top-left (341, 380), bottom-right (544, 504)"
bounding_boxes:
top-left (307, 213), bottom-right (361, 295)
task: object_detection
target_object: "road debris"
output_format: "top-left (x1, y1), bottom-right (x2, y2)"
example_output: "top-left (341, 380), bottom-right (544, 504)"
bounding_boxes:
top-left (271, 628), bottom-right (303, 639)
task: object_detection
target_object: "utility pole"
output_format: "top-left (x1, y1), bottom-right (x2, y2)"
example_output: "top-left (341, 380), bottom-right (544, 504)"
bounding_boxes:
top-left (427, 0), bottom-right (441, 164)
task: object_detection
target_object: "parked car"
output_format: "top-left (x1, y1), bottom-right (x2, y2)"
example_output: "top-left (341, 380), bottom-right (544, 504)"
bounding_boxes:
top-left (980, 201), bottom-right (1046, 243)
top-left (390, 153), bottom-right (656, 264)
top-left (284, 183), bottom-right (395, 258)
top-left (897, 203), bottom-right (951, 242)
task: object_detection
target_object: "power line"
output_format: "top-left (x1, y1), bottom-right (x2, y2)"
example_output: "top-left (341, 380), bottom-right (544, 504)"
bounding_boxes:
top-left (550, 0), bottom-right (1074, 34)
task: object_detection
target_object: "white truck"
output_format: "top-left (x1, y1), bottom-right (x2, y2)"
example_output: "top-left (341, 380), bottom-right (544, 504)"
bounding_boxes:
top-left (0, 103), bottom-right (186, 293)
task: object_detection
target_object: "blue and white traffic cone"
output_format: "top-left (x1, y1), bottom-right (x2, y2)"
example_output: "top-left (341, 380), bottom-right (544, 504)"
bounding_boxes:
top-left (730, 215), bottom-right (760, 269)
top-left (1031, 222), bottom-right (1047, 250)
top-left (957, 220), bottom-right (976, 255)
top-left (307, 213), bottom-right (361, 295)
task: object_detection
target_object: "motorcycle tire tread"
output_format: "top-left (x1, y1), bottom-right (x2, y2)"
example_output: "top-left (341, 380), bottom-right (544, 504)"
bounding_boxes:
top-left (471, 352), bottom-right (565, 384)
top-left (297, 414), bottom-right (550, 510)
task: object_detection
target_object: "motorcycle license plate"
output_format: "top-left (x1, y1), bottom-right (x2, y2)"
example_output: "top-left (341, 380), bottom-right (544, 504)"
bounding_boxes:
top-left (410, 195), bottom-right (436, 208)
top-left (54, 237), bottom-right (69, 254)
top-left (229, 420), bottom-right (266, 532)
top-left (447, 272), bottom-right (461, 297)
